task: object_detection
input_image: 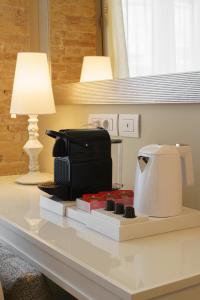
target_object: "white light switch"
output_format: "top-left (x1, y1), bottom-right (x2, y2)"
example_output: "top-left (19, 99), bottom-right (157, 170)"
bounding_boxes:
top-left (121, 119), bottom-right (134, 132)
top-left (119, 114), bottom-right (140, 137)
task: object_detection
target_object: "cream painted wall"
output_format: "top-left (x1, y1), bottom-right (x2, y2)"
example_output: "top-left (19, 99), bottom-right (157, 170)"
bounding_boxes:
top-left (39, 103), bottom-right (200, 209)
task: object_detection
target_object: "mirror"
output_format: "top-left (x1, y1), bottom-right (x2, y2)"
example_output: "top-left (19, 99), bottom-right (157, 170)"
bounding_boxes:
top-left (46, 0), bottom-right (200, 104)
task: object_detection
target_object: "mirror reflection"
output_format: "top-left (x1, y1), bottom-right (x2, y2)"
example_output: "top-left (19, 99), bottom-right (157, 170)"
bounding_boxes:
top-left (104, 0), bottom-right (200, 79)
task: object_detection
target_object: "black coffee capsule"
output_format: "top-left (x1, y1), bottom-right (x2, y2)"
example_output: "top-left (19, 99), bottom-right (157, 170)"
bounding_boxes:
top-left (124, 206), bottom-right (136, 218)
top-left (105, 199), bottom-right (115, 211)
top-left (114, 203), bottom-right (125, 215)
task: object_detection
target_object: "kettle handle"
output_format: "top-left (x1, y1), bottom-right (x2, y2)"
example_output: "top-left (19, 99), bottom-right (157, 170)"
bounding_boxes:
top-left (177, 145), bottom-right (194, 186)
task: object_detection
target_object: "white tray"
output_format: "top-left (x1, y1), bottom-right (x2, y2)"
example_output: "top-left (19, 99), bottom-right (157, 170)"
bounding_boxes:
top-left (40, 195), bottom-right (75, 216)
top-left (66, 206), bottom-right (200, 241)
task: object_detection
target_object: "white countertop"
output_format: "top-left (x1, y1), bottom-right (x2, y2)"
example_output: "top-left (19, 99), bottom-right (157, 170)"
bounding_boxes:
top-left (1, 176), bottom-right (200, 299)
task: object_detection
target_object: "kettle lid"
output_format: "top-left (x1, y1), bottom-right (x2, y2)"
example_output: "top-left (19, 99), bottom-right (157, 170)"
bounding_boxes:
top-left (138, 144), bottom-right (178, 156)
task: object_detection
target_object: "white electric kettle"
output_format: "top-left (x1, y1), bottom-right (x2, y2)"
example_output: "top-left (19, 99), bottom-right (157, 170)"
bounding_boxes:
top-left (134, 144), bottom-right (194, 217)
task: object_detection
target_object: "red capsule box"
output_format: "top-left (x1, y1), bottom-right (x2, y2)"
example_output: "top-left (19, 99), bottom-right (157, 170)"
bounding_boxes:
top-left (77, 190), bottom-right (134, 213)
top-left (98, 190), bottom-right (134, 206)
top-left (76, 195), bottom-right (106, 213)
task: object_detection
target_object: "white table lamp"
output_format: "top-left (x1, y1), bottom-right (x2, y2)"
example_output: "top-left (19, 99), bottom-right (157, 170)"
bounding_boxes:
top-left (80, 56), bottom-right (113, 82)
top-left (10, 52), bottom-right (55, 185)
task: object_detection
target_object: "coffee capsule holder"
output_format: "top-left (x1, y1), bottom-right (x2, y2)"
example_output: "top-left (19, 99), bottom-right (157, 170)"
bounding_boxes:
top-left (40, 194), bottom-right (200, 241)
top-left (66, 205), bottom-right (200, 241)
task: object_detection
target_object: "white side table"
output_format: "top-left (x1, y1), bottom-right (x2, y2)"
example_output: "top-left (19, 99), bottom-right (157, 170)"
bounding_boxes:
top-left (1, 176), bottom-right (200, 300)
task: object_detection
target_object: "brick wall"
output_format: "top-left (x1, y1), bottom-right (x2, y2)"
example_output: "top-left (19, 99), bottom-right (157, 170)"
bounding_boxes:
top-left (50, 0), bottom-right (97, 85)
top-left (0, 0), bottom-right (97, 176)
top-left (0, 0), bottom-right (31, 175)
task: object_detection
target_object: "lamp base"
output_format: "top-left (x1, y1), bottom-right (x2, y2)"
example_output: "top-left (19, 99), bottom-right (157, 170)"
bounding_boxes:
top-left (16, 171), bottom-right (53, 185)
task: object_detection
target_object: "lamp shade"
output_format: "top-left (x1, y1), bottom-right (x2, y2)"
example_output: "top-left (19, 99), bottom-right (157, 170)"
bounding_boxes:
top-left (10, 52), bottom-right (55, 115)
top-left (80, 56), bottom-right (113, 82)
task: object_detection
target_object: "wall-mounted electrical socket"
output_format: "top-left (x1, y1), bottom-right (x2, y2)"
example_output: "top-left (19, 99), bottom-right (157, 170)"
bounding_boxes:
top-left (119, 114), bottom-right (140, 137)
top-left (88, 114), bottom-right (118, 136)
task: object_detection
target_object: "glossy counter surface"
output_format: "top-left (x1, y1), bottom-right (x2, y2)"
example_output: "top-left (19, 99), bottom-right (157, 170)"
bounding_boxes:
top-left (0, 176), bottom-right (200, 300)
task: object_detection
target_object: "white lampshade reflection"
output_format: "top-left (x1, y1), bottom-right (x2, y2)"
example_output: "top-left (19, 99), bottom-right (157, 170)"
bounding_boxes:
top-left (80, 56), bottom-right (113, 82)
top-left (10, 52), bottom-right (55, 115)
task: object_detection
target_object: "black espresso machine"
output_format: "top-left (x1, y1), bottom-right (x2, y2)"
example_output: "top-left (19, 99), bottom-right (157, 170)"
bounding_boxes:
top-left (38, 128), bottom-right (113, 200)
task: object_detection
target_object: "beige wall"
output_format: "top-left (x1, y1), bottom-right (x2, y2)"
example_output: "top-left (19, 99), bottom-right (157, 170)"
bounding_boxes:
top-left (39, 103), bottom-right (200, 209)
